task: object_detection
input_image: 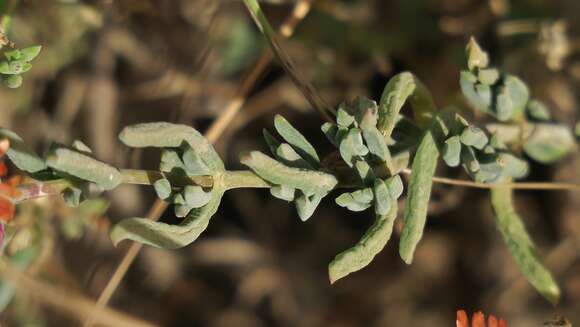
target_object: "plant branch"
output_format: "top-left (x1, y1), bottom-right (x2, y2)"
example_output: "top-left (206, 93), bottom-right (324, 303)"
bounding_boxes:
top-left (13, 166), bottom-right (580, 205)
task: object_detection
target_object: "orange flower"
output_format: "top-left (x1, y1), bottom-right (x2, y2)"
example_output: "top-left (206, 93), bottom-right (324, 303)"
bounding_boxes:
top-left (457, 310), bottom-right (507, 327)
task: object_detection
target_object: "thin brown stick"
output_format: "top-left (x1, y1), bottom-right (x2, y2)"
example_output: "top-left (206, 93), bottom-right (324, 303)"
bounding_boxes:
top-left (205, 0), bottom-right (318, 143)
top-left (83, 200), bottom-right (168, 327)
top-left (0, 260), bottom-right (158, 327)
top-left (84, 2), bottom-right (315, 325)
top-left (401, 169), bottom-right (580, 191)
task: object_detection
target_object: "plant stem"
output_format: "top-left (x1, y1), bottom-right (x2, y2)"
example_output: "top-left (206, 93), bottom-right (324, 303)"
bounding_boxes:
top-left (13, 166), bottom-right (580, 204)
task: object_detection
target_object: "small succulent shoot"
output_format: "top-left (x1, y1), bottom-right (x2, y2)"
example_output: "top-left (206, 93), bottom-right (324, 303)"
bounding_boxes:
top-left (0, 45), bottom-right (41, 88)
top-left (456, 38), bottom-right (573, 302)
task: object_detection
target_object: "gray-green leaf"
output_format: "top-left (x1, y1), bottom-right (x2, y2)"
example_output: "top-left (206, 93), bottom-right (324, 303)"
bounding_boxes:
top-left (460, 126), bottom-right (488, 150)
top-left (46, 147), bottom-right (122, 190)
top-left (362, 126), bottom-right (392, 164)
top-left (373, 178), bottom-right (393, 216)
top-left (339, 128), bottom-right (369, 167)
top-left (110, 189), bottom-right (224, 249)
top-left (523, 123), bottom-right (576, 164)
top-left (270, 185), bottom-right (295, 201)
top-left (240, 151), bottom-right (337, 194)
top-left (0, 128), bottom-right (46, 173)
top-left (399, 130), bottom-right (439, 264)
top-left (329, 205), bottom-right (397, 284)
top-left (442, 136), bottom-right (461, 167)
top-left (153, 178), bottom-right (172, 200)
top-left (491, 187), bottom-right (560, 304)
top-left (377, 72), bottom-right (415, 136)
top-left (184, 185), bottom-right (212, 208)
top-left (273, 115), bottom-right (320, 167)
top-left (119, 122), bottom-right (224, 172)
top-left (295, 193), bottom-right (324, 221)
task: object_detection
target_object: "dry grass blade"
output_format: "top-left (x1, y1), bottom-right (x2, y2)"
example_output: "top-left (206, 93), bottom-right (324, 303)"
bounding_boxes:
top-left (84, 1), bottom-right (316, 326)
top-left (83, 200), bottom-right (168, 327)
top-left (206, 0), bottom-right (318, 143)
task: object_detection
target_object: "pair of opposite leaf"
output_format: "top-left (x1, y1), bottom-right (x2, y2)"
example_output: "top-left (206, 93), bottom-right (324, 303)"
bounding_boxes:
top-left (240, 115), bottom-right (337, 221)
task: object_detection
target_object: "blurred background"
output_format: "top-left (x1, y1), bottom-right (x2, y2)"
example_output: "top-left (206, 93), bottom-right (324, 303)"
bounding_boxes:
top-left (0, 0), bottom-right (579, 326)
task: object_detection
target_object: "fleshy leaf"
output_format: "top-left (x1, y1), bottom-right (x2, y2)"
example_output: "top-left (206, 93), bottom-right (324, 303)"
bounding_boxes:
top-left (460, 126), bottom-right (488, 150)
top-left (160, 149), bottom-right (185, 173)
top-left (523, 123), bottom-right (576, 163)
top-left (478, 68), bottom-right (499, 85)
top-left (399, 130), bottom-right (438, 264)
top-left (183, 185), bottom-right (212, 208)
top-left (373, 178), bottom-right (393, 216)
top-left (273, 115), bottom-right (320, 167)
top-left (240, 151), bottom-right (337, 194)
top-left (460, 71), bottom-right (491, 114)
top-left (19, 45), bottom-right (42, 62)
top-left (473, 158), bottom-right (503, 183)
top-left (466, 37), bottom-right (489, 71)
top-left (526, 100), bottom-right (551, 121)
top-left (0, 128), bottom-right (46, 173)
top-left (71, 140), bottom-right (92, 154)
top-left (276, 143), bottom-right (310, 168)
top-left (335, 192), bottom-right (371, 212)
top-left (339, 128), bottom-right (368, 167)
top-left (442, 135), bottom-right (461, 167)
top-left (337, 106), bottom-right (355, 128)
top-left (153, 178), bottom-right (172, 200)
top-left (354, 160), bottom-right (375, 185)
top-left (351, 187), bottom-right (374, 204)
top-left (119, 122), bottom-right (224, 172)
top-left (46, 147), bottom-right (122, 190)
top-left (110, 189), bottom-right (224, 249)
top-left (270, 185), bottom-right (295, 201)
top-left (295, 193), bottom-right (323, 221)
top-left (377, 72), bottom-right (415, 136)
top-left (182, 146), bottom-right (211, 176)
top-left (3, 75), bottom-right (22, 88)
top-left (385, 175), bottom-right (403, 199)
top-left (362, 126), bottom-right (392, 163)
top-left (491, 187), bottom-right (560, 304)
top-left (503, 75), bottom-right (529, 119)
top-left (328, 205), bottom-right (397, 283)
top-left (499, 153), bottom-right (529, 179)
top-left (461, 146), bottom-right (480, 173)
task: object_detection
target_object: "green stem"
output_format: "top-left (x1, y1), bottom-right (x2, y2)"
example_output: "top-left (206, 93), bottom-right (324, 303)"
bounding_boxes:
top-left (13, 165), bottom-right (580, 204)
